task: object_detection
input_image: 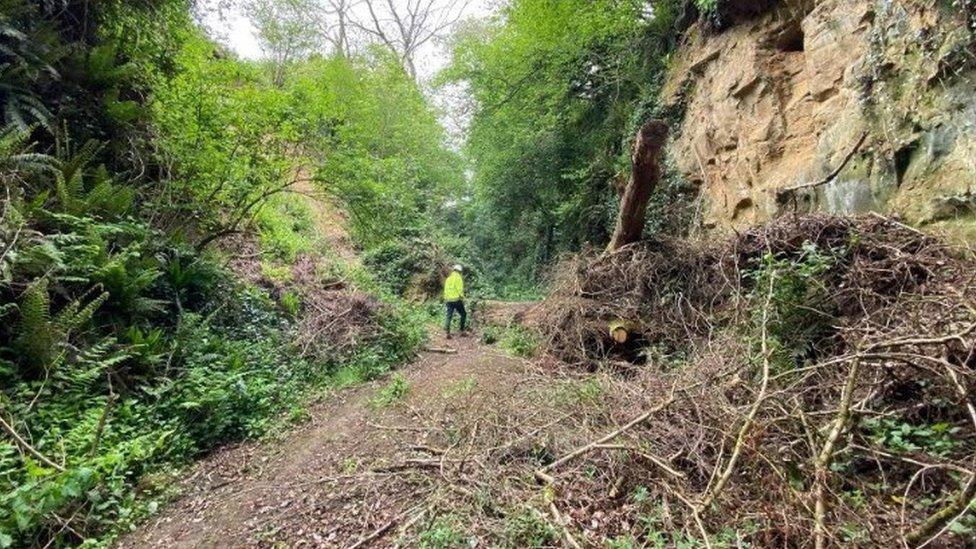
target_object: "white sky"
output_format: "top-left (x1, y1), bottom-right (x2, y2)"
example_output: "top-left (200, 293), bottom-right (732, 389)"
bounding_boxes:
top-left (201, 0), bottom-right (496, 82)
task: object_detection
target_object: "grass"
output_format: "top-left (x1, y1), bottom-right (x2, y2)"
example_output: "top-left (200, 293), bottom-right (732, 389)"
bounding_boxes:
top-left (441, 377), bottom-right (478, 399)
top-left (333, 364), bottom-right (368, 388)
top-left (256, 193), bottom-right (316, 262)
top-left (549, 377), bottom-right (604, 406)
top-left (370, 373), bottom-right (410, 408)
top-left (481, 324), bottom-right (540, 358)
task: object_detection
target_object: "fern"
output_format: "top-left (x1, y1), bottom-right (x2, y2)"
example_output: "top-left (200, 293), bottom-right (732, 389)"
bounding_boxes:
top-left (13, 278), bottom-right (60, 370)
top-left (55, 287), bottom-right (109, 336)
top-left (95, 256), bottom-right (165, 319)
top-left (1, 88), bottom-right (52, 131)
top-left (53, 337), bottom-right (130, 397)
top-left (0, 0), bottom-right (58, 131)
top-left (12, 279), bottom-right (108, 372)
top-left (0, 123), bottom-right (58, 183)
top-left (0, 302), bottom-right (15, 320)
top-left (46, 138), bottom-right (135, 218)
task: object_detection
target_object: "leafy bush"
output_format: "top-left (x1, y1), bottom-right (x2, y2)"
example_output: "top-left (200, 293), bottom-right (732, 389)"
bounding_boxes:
top-left (746, 241), bottom-right (842, 370)
top-left (362, 237), bottom-right (449, 297)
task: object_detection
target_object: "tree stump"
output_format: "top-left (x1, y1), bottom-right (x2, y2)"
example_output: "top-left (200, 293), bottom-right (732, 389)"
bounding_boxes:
top-left (606, 119), bottom-right (669, 252)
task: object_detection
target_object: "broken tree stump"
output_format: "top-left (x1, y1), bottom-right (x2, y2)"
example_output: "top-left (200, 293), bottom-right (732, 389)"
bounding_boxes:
top-left (606, 119), bottom-right (669, 252)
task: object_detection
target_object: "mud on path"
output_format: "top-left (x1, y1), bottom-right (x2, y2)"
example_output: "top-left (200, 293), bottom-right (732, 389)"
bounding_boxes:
top-left (118, 334), bottom-right (535, 548)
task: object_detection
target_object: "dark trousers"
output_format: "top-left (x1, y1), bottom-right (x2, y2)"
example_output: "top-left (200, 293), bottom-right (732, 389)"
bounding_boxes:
top-left (445, 300), bottom-right (467, 333)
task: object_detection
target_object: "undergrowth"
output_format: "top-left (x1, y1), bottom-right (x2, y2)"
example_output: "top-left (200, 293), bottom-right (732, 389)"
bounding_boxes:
top-left (480, 325), bottom-right (540, 358)
top-left (370, 373), bottom-right (411, 409)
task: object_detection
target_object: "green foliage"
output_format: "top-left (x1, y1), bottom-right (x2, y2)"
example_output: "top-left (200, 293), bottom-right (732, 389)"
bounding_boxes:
top-left (549, 378), bottom-right (604, 407)
top-left (1, 1), bottom-right (438, 545)
top-left (442, 0), bottom-right (689, 290)
top-left (370, 373), bottom-right (410, 409)
top-left (502, 509), bottom-right (556, 548)
top-left (441, 377), bottom-right (478, 399)
top-left (287, 54), bottom-right (463, 252)
top-left (280, 291), bottom-right (301, 318)
top-left (362, 237), bottom-right (449, 297)
top-left (418, 515), bottom-right (467, 548)
top-left (695, 0), bottom-right (720, 16)
top-left (482, 324), bottom-right (540, 358)
top-left (861, 418), bottom-right (961, 458)
top-left (747, 241), bottom-right (842, 370)
top-left (256, 194), bottom-right (315, 262)
top-left (12, 278), bottom-right (109, 372)
top-left (149, 33), bottom-right (297, 249)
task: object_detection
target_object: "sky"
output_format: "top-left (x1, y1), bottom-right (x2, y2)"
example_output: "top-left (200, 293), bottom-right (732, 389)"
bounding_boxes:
top-left (202, 0), bottom-right (496, 82)
top-left (200, 0), bottom-right (497, 148)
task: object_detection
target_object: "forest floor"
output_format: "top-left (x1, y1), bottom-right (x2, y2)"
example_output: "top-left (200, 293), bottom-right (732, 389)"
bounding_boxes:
top-left (117, 331), bottom-right (540, 548)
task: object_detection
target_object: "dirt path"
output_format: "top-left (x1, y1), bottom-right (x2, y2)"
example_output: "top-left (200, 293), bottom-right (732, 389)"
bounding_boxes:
top-left (118, 334), bottom-right (530, 548)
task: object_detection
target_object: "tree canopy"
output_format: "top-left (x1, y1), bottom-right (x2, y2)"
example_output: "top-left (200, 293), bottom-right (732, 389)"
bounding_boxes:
top-left (441, 0), bottom-right (689, 289)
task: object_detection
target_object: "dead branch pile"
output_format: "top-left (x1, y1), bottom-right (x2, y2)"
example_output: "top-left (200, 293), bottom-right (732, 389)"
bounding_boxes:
top-left (227, 246), bottom-right (384, 359)
top-left (288, 255), bottom-right (383, 358)
top-left (529, 213), bottom-right (976, 545)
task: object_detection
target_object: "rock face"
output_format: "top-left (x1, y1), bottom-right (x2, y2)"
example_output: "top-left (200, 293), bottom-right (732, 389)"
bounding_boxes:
top-left (662, 0), bottom-right (976, 232)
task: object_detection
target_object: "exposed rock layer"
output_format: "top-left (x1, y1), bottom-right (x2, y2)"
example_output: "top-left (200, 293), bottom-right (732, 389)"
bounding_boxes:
top-left (662, 0), bottom-right (976, 232)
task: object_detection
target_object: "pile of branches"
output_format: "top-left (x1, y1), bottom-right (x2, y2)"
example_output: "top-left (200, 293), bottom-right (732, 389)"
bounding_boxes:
top-left (538, 237), bottom-right (728, 366)
top-left (287, 255), bottom-right (382, 359)
top-left (532, 214), bottom-right (976, 545)
top-left (227, 246), bottom-right (383, 359)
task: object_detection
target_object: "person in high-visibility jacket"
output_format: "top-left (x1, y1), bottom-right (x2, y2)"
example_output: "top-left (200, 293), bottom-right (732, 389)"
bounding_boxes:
top-left (443, 264), bottom-right (467, 339)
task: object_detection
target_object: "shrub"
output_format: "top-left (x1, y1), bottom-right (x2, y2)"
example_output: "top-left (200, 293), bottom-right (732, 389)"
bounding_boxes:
top-left (362, 238), bottom-right (449, 297)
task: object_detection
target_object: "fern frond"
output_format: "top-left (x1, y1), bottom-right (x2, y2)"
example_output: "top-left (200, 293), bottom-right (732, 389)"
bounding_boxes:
top-left (19, 278), bottom-right (51, 328)
top-left (13, 278), bottom-right (61, 370)
top-left (60, 139), bottom-right (103, 186)
top-left (10, 93), bottom-right (51, 131)
top-left (54, 337), bottom-right (131, 395)
top-left (55, 289), bottom-right (108, 334)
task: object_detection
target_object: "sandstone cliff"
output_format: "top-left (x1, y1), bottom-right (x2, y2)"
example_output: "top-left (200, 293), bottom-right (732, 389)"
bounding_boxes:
top-left (662, 0), bottom-right (976, 235)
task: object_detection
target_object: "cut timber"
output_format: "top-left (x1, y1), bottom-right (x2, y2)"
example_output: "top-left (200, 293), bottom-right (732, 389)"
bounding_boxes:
top-left (425, 346), bottom-right (458, 354)
top-left (608, 320), bottom-right (637, 344)
top-left (607, 120), bottom-right (669, 252)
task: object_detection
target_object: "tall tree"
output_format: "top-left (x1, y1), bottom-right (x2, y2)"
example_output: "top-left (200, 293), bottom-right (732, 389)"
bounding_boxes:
top-left (350, 0), bottom-right (469, 79)
top-left (321, 0), bottom-right (353, 57)
top-left (442, 0), bottom-right (687, 287)
top-left (245, 0), bottom-right (325, 85)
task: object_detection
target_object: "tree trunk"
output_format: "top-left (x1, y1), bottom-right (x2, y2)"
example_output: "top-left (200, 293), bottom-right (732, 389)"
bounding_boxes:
top-left (606, 120), bottom-right (669, 252)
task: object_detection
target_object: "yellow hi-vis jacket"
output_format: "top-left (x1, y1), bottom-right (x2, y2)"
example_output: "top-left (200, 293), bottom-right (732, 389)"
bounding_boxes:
top-left (443, 271), bottom-right (464, 301)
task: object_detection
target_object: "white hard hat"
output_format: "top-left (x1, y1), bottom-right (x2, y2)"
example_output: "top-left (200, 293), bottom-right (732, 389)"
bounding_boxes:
top-left (453, 264), bottom-right (463, 272)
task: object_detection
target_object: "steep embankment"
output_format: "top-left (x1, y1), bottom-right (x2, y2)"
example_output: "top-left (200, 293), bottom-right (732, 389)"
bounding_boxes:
top-left (663, 0), bottom-right (975, 234)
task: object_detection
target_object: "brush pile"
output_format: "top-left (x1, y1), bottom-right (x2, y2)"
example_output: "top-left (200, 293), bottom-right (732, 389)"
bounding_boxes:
top-left (227, 245), bottom-right (384, 359)
top-left (533, 214), bottom-right (976, 546)
top-left (287, 255), bottom-right (382, 359)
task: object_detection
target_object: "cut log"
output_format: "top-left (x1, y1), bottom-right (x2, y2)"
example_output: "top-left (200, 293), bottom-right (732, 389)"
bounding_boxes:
top-left (425, 346), bottom-right (458, 354)
top-left (606, 120), bottom-right (669, 252)
top-left (608, 320), bottom-right (637, 344)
